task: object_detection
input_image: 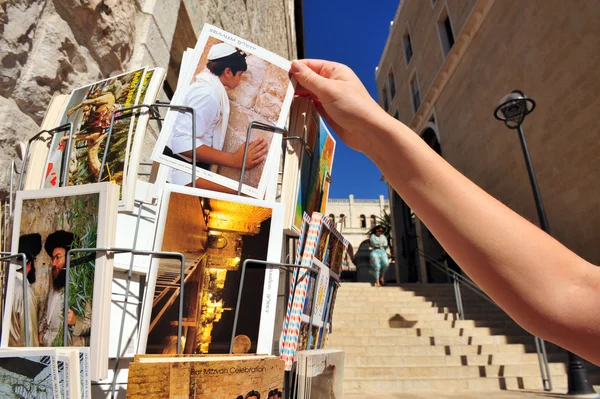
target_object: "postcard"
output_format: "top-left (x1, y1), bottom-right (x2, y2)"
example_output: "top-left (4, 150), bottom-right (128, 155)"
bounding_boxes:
top-left (1, 183), bottom-right (118, 381)
top-left (126, 355), bottom-right (284, 398)
top-left (0, 349), bottom-right (61, 399)
top-left (42, 68), bottom-right (146, 211)
top-left (20, 94), bottom-right (70, 191)
top-left (78, 347), bottom-right (91, 398)
top-left (57, 348), bottom-right (81, 399)
top-left (109, 271), bottom-right (143, 359)
top-left (280, 212), bottom-right (311, 353)
top-left (113, 180), bottom-right (160, 273)
top-left (151, 24), bottom-right (294, 198)
top-left (294, 118), bottom-right (336, 234)
top-left (296, 349), bottom-right (344, 399)
top-left (281, 213), bottom-right (345, 370)
top-left (138, 184), bottom-right (283, 356)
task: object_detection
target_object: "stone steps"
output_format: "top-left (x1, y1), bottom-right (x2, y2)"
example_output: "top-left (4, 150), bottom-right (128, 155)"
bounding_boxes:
top-left (344, 353), bottom-right (568, 367)
top-left (342, 375), bottom-right (568, 393)
top-left (344, 363), bottom-right (567, 379)
top-left (336, 295), bottom-right (491, 304)
top-left (329, 284), bottom-right (596, 395)
top-left (337, 303), bottom-right (495, 312)
top-left (333, 311), bottom-right (513, 321)
top-left (335, 306), bottom-right (462, 314)
top-left (339, 343), bottom-right (560, 357)
top-left (335, 318), bottom-right (520, 329)
top-left (329, 333), bottom-right (540, 347)
top-left (332, 325), bottom-right (527, 338)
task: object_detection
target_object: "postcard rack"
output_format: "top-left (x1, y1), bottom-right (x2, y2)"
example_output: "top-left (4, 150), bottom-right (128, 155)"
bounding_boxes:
top-left (17, 123), bottom-right (75, 191)
top-left (7, 98), bottom-right (332, 398)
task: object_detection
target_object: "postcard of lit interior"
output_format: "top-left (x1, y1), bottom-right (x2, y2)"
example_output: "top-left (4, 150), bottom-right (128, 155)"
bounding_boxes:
top-left (0, 349), bottom-right (61, 399)
top-left (293, 115), bottom-right (336, 234)
top-left (151, 24), bottom-right (295, 198)
top-left (296, 349), bottom-right (344, 399)
top-left (138, 184), bottom-right (284, 356)
top-left (41, 68), bottom-right (150, 211)
top-left (1, 183), bottom-right (119, 381)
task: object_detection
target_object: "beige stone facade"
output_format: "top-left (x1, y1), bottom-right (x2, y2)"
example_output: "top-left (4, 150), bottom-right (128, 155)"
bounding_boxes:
top-left (327, 194), bottom-right (389, 252)
top-left (377, 0), bottom-right (600, 272)
top-left (0, 0), bottom-right (298, 197)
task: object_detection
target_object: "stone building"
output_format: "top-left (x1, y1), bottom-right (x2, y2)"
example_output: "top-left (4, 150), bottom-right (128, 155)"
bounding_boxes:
top-left (376, 0), bottom-right (600, 283)
top-left (0, 0), bottom-right (302, 196)
top-left (326, 194), bottom-right (395, 282)
top-left (327, 194), bottom-right (389, 251)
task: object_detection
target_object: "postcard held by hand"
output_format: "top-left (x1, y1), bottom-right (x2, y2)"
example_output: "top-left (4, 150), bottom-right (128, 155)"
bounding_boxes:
top-left (151, 24), bottom-right (295, 198)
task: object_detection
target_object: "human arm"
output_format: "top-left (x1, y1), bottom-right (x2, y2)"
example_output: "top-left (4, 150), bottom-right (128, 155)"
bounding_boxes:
top-left (369, 234), bottom-right (378, 248)
top-left (290, 59), bottom-right (600, 364)
top-left (381, 235), bottom-right (388, 249)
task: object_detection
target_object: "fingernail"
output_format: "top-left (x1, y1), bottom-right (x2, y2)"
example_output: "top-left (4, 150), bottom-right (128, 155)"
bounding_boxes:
top-left (290, 60), bottom-right (304, 74)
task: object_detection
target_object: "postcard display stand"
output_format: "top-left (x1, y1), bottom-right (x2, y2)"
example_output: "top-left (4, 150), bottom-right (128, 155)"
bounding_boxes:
top-left (6, 99), bottom-right (343, 398)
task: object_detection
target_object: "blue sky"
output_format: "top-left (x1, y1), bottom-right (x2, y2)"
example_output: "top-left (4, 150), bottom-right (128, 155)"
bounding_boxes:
top-left (303, 0), bottom-right (400, 200)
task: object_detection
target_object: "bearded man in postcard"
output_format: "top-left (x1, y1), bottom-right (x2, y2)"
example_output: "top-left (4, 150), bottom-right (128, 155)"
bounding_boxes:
top-left (39, 230), bottom-right (92, 347)
top-left (165, 43), bottom-right (268, 189)
top-left (9, 233), bottom-right (42, 347)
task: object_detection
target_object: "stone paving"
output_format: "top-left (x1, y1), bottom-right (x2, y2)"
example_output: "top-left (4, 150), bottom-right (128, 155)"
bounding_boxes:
top-left (344, 389), bottom-right (600, 399)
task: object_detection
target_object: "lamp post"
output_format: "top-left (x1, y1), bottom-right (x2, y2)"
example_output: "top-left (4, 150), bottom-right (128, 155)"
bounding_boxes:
top-left (494, 90), bottom-right (595, 395)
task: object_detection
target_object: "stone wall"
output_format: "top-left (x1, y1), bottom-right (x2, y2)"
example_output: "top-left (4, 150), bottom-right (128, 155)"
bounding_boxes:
top-left (0, 0), bottom-right (297, 198)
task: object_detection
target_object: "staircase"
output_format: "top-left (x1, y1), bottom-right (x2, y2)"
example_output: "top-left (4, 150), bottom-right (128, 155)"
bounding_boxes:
top-left (328, 283), bottom-right (599, 396)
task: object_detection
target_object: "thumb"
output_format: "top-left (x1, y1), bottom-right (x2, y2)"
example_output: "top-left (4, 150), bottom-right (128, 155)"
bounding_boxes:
top-left (290, 60), bottom-right (328, 96)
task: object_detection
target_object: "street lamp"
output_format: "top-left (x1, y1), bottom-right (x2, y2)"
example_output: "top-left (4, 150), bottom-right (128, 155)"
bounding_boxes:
top-left (494, 90), bottom-right (595, 395)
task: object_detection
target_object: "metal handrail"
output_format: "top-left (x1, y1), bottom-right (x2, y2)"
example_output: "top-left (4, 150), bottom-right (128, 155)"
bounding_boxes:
top-left (418, 250), bottom-right (553, 392)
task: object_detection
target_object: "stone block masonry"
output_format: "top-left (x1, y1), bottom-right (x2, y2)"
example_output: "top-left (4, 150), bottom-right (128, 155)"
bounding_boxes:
top-left (0, 0), bottom-right (297, 198)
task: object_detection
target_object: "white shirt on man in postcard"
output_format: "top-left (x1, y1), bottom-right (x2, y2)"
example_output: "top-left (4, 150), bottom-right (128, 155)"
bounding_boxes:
top-left (168, 71), bottom-right (230, 185)
top-left (40, 288), bottom-right (63, 346)
top-left (10, 273), bottom-right (39, 347)
top-left (39, 288), bottom-right (91, 347)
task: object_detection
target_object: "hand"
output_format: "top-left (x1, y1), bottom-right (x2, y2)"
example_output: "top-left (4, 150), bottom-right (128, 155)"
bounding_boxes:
top-left (290, 59), bottom-right (388, 153)
top-left (67, 309), bottom-right (76, 326)
top-left (232, 137), bottom-right (269, 170)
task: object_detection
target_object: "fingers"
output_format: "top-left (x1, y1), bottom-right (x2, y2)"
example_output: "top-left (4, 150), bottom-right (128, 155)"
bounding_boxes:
top-left (244, 137), bottom-right (269, 168)
top-left (294, 82), bottom-right (318, 100)
top-left (290, 60), bottom-right (331, 97)
top-left (295, 59), bottom-right (343, 78)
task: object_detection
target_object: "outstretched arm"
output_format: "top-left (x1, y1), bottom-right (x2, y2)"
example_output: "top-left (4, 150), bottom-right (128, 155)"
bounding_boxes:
top-left (290, 59), bottom-right (600, 365)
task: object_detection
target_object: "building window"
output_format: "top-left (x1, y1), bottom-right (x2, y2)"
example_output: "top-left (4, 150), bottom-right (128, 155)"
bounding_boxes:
top-left (437, 9), bottom-right (455, 58)
top-left (381, 86), bottom-right (389, 111)
top-left (339, 214), bottom-right (346, 228)
top-left (388, 71), bottom-right (396, 100)
top-left (360, 214), bottom-right (366, 228)
top-left (410, 75), bottom-right (421, 113)
top-left (329, 214), bottom-right (335, 224)
top-left (370, 215), bottom-right (377, 228)
top-left (402, 29), bottom-right (413, 64)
